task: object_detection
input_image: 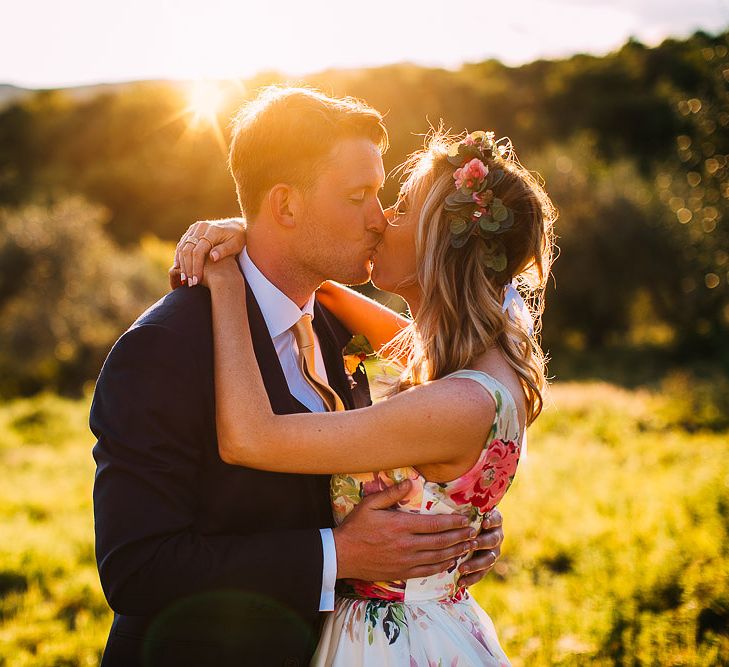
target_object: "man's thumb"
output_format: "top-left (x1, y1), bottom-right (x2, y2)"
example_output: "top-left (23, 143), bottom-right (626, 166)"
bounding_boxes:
top-left (364, 480), bottom-right (411, 510)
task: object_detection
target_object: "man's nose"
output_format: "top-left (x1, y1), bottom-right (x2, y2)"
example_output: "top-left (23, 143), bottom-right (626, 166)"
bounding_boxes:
top-left (366, 201), bottom-right (389, 235)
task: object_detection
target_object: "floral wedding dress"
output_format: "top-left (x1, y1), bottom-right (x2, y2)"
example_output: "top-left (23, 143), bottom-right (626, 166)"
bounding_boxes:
top-left (312, 370), bottom-right (522, 667)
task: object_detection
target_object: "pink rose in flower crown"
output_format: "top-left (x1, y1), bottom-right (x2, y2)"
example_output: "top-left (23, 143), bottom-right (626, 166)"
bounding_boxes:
top-left (453, 158), bottom-right (488, 191)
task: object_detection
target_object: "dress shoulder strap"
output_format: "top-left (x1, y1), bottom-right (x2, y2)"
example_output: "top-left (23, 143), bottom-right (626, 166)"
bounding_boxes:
top-left (442, 369), bottom-right (514, 407)
top-left (443, 369), bottom-right (528, 460)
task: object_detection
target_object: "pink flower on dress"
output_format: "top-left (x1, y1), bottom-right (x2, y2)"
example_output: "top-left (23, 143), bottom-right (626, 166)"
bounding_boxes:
top-left (454, 158), bottom-right (488, 190)
top-left (448, 439), bottom-right (519, 513)
top-left (485, 439), bottom-right (520, 476)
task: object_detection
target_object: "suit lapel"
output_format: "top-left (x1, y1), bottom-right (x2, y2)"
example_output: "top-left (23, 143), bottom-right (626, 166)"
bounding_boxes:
top-left (240, 273), bottom-right (307, 415)
top-left (236, 257), bottom-right (367, 413)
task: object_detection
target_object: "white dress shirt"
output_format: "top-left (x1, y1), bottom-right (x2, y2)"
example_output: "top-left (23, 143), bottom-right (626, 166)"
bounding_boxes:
top-left (239, 249), bottom-right (337, 612)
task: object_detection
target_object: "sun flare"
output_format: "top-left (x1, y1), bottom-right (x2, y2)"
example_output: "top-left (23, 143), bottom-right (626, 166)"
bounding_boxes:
top-left (185, 80), bottom-right (225, 128)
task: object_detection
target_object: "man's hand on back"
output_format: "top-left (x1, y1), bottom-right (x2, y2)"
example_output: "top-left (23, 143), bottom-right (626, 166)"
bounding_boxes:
top-left (459, 508), bottom-right (503, 587)
top-left (333, 480), bottom-right (504, 584)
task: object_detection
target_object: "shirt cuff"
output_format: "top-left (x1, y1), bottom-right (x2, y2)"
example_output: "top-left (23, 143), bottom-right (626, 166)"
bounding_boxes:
top-left (319, 528), bottom-right (337, 612)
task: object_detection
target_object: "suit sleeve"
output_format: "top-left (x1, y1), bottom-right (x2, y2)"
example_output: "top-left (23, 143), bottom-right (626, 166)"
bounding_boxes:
top-left (91, 323), bottom-right (324, 617)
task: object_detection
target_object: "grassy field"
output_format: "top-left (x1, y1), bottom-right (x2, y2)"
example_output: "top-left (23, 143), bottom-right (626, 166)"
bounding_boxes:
top-left (0, 379), bottom-right (727, 665)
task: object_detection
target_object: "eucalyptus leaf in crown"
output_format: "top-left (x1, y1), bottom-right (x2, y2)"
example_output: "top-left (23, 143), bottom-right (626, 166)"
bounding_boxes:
top-left (444, 131), bottom-right (516, 273)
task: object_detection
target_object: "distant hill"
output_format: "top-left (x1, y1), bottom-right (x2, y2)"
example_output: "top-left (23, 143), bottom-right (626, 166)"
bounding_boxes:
top-left (0, 80), bottom-right (185, 109)
top-left (0, 84), bottom-right (32, 108)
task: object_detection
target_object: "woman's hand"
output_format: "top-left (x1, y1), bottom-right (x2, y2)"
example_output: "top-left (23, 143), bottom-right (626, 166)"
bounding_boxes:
top-left (169, 217), bottom-right (246, 289)
top-left (198, 255), bottom-right (242, 290)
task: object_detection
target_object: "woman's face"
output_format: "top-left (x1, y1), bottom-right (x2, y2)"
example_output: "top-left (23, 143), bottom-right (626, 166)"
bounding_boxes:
top-left (369, 185), bottom-right (421, 298)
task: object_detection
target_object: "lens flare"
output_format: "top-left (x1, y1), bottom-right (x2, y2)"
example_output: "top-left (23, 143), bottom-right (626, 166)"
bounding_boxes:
top-left (185, 79), bottom-right (225, 128)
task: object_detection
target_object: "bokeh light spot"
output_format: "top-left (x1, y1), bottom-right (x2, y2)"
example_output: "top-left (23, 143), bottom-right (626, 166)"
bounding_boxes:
top-left (705, 273), bottom-right (720, 289)
top-left (677, 208), bottom-right (692, 224)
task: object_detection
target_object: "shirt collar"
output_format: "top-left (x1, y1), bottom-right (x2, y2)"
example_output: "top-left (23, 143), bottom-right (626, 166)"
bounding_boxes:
top-left (239, 248), bottom-right (315, 339)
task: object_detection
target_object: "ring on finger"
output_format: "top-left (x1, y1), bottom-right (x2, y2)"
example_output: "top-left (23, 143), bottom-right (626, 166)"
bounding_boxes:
top-left (198, 236), bottom-right (213, 248)
top-left (183, 237), bottom-right (200, 246)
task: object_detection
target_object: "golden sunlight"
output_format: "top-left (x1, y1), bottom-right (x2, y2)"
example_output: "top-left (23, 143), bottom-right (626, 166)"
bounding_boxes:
top-left (185, 79), bottom-right (225, 128)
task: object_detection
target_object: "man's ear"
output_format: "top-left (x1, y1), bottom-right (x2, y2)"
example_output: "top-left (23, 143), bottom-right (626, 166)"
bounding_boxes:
top-left (267, 184), bottom-right (299, 229)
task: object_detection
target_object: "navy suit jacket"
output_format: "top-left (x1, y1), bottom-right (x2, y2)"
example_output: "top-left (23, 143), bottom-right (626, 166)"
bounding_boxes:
top-left (91, 281), bottom-right (371, 667)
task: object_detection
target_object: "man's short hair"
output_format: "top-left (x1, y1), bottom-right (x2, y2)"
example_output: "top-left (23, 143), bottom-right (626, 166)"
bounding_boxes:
top-left (228, 86), bottom-right (388, 218)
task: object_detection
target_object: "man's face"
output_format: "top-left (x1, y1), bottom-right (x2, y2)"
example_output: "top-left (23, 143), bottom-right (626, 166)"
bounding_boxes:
top-left (295, 137), bottom-right (387, 285)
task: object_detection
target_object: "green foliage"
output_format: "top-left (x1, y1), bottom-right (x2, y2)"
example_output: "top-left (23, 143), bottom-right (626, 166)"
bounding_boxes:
top-left (470, 380), bottom-right (729, 666)
top-left (1, 382), bottom-right (727, 664)
top-left (0, 84), bottom-right (238, 244)
top-left (0, 198), bottom-right (172, 397)
top-left (526, 136), bottom-right (677, 348)
top-left (0, 393), bottom-right (111, 666)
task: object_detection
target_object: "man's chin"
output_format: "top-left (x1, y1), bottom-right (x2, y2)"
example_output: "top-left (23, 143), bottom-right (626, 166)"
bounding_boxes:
top-left (334, 261), bottom-right (374, 287)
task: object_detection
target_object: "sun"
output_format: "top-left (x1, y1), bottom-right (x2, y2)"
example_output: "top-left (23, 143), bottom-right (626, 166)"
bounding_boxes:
top-left (185, 79), bottom-right (225, 128)
top-left (179, 78), bottom-right (230, 154)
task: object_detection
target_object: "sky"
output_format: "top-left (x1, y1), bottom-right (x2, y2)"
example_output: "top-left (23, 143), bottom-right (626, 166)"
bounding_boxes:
top-left (2, 0), bottom-right (728, 88)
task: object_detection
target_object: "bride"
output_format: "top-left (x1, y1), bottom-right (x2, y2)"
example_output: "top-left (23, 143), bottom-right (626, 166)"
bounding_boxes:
top-left (173, 129), bottom-right (555, 665)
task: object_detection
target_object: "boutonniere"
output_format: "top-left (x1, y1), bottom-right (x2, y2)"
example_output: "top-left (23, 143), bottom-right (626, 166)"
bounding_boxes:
top-left (342, 334), bottom-right (375, 389)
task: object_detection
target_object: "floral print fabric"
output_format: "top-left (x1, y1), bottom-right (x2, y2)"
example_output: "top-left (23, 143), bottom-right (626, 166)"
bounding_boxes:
top-left (312, 370), bottom-right (522, 666)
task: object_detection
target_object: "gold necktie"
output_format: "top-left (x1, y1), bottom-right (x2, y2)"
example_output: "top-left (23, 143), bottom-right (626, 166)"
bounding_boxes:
top-left (291, 314), bottom-right (345, 413)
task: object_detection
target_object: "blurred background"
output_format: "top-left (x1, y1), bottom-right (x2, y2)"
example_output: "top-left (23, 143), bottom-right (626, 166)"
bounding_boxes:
top-left (1, 1), bottom-right (728, 665)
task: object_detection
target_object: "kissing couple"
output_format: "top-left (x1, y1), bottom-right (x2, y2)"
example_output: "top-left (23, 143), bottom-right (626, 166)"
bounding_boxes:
top-left (91, 86), bottom-right (555, 666)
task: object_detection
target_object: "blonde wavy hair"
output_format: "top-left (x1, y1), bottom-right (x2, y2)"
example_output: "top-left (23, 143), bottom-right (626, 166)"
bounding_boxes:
top-left (383, 130), bottom-right (556, 427)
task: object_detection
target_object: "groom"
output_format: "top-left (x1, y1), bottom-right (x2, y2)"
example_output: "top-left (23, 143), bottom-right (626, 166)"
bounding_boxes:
top-left (91, 86), bottom-right (504, 667)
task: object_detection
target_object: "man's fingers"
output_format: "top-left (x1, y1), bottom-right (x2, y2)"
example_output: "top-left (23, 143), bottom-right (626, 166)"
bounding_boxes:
top-left (459, 569), bottom-right (491, 588)
top-left (407, 558), bottom-right (458, 580)
top-left (412, 542), bottom-right (472, 567)
top-left (483, 508), bottom-right (503, 530)
top-left (400, 511), bottom-right (469, 534)
top-left (460, 547), bottom-right (499, 574)
top-left (473, 526), bottom-right (503, 551)
top-left (362, 480), bottom-right (413, 510)
top-left (459, 547), bottom-right (500, 588)
top-left (410, 527), bottom-right (475, 551)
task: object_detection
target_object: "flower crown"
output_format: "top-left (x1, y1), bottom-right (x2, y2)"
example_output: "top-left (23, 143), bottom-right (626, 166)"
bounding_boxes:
top-left (445, 130), bottom-right (515, 273)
